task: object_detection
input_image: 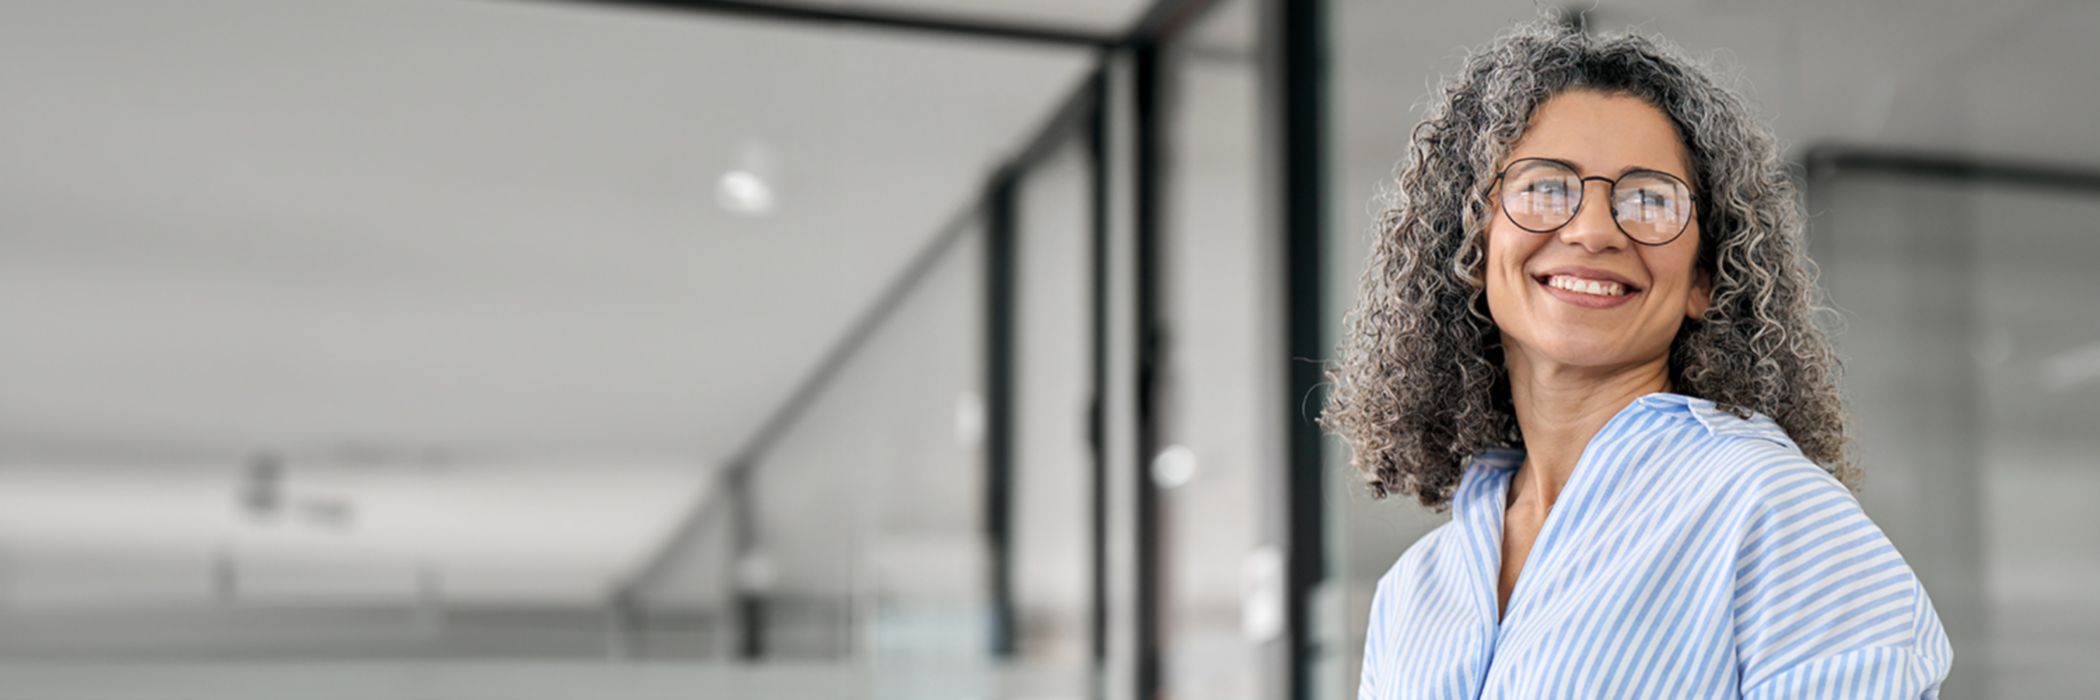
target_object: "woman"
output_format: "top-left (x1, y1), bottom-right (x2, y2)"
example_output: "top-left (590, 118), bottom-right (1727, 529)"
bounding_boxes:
top-left (1320, 19), bottom-right (1952, 699)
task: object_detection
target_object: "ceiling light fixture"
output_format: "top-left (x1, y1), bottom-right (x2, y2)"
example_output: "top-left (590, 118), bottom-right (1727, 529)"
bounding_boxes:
top-left (716, 170), bottom-right (774, 217)
top-left (716, 141), bottom-right (781, 218)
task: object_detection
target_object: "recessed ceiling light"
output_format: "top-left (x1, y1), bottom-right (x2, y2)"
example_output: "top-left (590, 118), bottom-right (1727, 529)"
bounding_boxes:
top-left (718, 141), bottom-right (781, 218)
top-left (716, 169), bottom-right (775, 217)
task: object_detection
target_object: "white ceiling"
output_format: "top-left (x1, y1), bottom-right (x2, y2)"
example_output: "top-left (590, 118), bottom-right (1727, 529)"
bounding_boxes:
top-left (0, 0), bottom-right (1106, 609)
top-left (0, 0), bottom-right (1099, 462)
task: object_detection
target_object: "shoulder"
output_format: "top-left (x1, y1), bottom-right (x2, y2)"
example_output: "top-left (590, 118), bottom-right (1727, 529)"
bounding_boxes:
top-left (1634, 392), bottom-right (1802, 452)
top-left (1634, 392), bottom-right (1839, 503)
top-left (1364, 515), bottom-right (1474, 630)
top-left (1372, 518), bottom-right (1461, 592)
top-left (1692, 405), bottom-right (1953, 693)
top-left (1358, 518), bottom-right (1470, 696)
top-left (1366, 453), bottom-right (1515, 639)
top-left (1371, 450), bottom-right (1515, 592)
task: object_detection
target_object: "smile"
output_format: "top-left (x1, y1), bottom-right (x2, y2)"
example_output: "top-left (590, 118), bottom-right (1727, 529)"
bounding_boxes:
top-left (1535, 273), bottom-right (1640, 309)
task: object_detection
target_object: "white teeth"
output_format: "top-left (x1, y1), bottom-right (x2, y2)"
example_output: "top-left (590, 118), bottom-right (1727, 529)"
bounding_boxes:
top-left (1547, 274), bottom-right (1627, 297)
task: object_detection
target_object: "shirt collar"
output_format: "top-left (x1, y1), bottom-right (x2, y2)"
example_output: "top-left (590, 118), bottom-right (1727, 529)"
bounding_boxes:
top-left (1634, 391), bottom-right (1799, 451)
top-left (1449, 391), bottom-right (1799, 625)
top-left (1460, 391), bottom-right (1799, 479)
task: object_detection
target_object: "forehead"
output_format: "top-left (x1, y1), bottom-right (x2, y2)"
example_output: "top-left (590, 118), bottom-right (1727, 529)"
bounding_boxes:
top-left (1504, 90), bottom-right (1692, 181)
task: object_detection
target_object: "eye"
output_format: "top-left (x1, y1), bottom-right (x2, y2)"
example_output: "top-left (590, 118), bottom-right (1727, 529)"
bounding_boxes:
top-left (1524, 179), bottom-right (1571, 196)
top-left (1617, 188), bottom-right (1676, 215)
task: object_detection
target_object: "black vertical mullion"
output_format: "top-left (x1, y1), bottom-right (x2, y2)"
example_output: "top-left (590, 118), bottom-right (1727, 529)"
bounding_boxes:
top-left (1085, 69), bottom-right (1113, 693)
top-left (728, 466), bottom-right (765, 660)
top-left (1131, 38), bottom-right (1166, 700)
top-left (1274, 0), bottom-right (1327, 698)
top-left (985, 171), bottom-right (1020, 658)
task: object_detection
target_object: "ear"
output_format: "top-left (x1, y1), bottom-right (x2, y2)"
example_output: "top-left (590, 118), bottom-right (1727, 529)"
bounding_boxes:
top-left (1685, 264), bottom-right (1713, 320)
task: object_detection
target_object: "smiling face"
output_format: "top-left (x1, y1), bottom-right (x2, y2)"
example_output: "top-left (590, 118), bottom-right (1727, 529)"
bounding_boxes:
top-left (1484, 89), bottom-right (1711, 378)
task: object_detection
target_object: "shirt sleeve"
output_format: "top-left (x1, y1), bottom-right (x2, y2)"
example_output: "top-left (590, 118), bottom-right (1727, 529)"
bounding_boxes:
top-left (1731, 455), bottom-right (1954, 699)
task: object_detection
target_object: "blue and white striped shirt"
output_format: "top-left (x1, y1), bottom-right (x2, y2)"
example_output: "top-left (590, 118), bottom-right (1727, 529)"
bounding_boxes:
top-left (1359, 392), bottom-right (1952, 699)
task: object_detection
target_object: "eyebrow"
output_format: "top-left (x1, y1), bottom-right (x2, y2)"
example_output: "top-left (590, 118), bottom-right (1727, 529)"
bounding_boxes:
top-left (1526, 156), bottom-right (1686, 180)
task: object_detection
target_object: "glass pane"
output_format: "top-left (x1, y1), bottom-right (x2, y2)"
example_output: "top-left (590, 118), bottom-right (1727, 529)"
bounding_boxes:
top-left (1010, 132), bottom-right (1098, 693)
top-left (1818, 171), bottom-right (2100, 698)
top-left (1159, 0), bottom-right (1278, 696)
top-left (0, 1), bottom-right (1093, 697)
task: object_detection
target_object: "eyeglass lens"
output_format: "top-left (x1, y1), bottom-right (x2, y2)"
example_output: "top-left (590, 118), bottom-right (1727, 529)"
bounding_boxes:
top-left (1501, 159), bottom-right (1693, 244)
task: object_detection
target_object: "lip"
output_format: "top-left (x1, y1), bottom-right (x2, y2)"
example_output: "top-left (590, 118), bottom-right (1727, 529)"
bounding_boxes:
top-left (1532, 266), bottom-right (1643, 309)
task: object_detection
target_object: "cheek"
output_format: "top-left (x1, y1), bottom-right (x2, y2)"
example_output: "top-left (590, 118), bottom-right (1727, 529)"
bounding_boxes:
top-left (1646, 239), bottom-right (1702, 296)
top-left (1481, 223), bottom-right (1542, 330)
top-left (1484, 224), bottom-right (1539, 290)
top-left (1481, 223), bottom-right (1514, 274)
top-left (1482, 232), bottom-right (1510, 301)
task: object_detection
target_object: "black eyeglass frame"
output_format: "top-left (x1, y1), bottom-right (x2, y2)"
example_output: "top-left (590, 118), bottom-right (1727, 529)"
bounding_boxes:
top-left (1489, 157), bottom-right (1701, 247)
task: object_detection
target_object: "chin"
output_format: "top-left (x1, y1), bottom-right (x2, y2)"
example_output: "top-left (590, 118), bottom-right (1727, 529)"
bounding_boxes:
top-left (1525, 334), bottom-right (1632, 370)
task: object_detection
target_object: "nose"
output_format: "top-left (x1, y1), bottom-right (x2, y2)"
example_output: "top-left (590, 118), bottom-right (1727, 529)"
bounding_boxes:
top-left (1557, 179), bottom-right (1630, 253)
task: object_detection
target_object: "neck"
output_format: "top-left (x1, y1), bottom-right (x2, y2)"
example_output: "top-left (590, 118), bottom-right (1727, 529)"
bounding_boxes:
top-left (1501, 346), bottom-right (1672, 512)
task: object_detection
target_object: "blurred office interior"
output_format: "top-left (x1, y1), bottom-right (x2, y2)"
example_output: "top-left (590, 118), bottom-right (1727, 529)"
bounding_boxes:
top-left (1, 0), bottom-right (2096, 698)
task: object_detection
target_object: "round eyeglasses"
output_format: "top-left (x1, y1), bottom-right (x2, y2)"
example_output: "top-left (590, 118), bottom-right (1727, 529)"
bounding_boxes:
top-left (1491, 157), bottom-right (1699, 246)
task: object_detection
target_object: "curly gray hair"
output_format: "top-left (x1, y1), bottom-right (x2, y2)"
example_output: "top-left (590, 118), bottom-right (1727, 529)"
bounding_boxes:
top-left (1319, 18), bottom-right (1855, 509)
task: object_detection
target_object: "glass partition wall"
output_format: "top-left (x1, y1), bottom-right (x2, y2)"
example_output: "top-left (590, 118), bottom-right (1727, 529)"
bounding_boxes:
top-left (0, 1), bottom-right (1112, 698)
top-left (1154, 1), bottom-right (1280, 698)
top-left (1809, 157), bottom-right (2100, 698)
top-left (623, 90), bottom-right (1113, 699)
